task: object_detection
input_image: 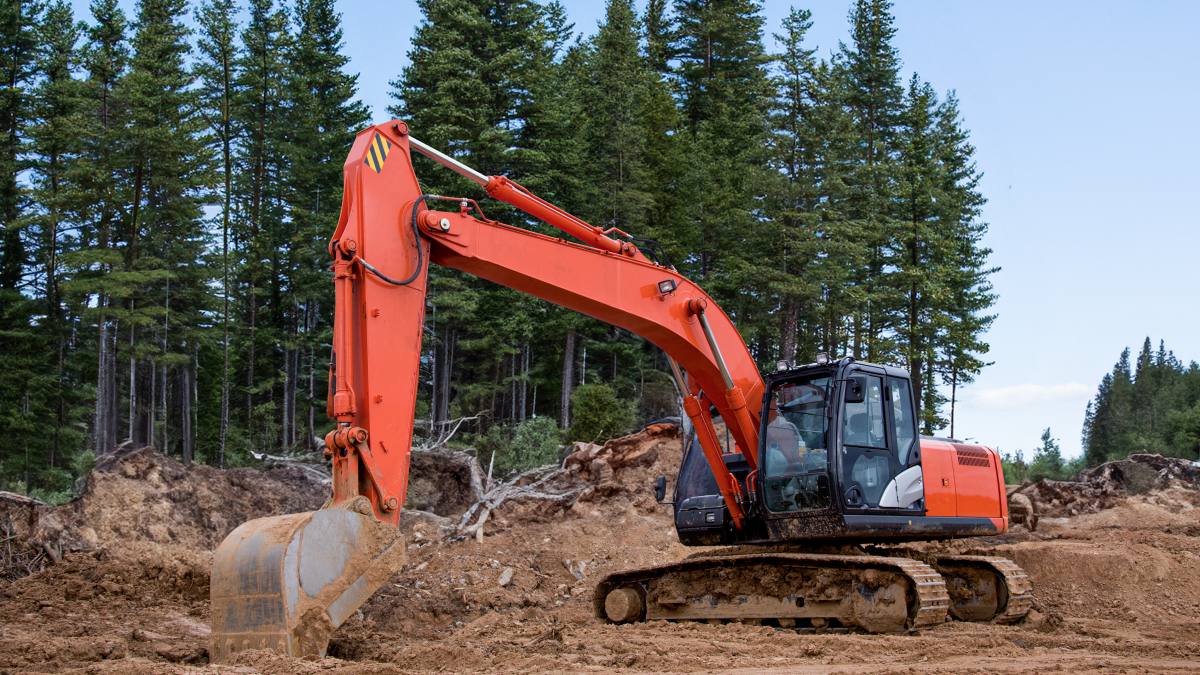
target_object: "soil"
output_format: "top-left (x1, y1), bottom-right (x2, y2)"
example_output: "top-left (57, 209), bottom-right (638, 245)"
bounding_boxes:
top-left (1, 432), bottom-right (1199, 674)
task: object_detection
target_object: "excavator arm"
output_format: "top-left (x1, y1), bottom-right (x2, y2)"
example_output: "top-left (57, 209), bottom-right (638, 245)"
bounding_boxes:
top-left (210, 121), bottom-right (765, 661)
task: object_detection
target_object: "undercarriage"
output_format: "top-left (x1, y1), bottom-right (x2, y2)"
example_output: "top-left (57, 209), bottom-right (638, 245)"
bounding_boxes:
top-left (594, 549), bottom-right (1031, 633)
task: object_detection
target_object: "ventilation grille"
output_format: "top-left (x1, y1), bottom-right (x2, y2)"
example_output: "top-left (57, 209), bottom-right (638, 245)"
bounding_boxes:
top-left (954, 444), bottom-right (992, 468)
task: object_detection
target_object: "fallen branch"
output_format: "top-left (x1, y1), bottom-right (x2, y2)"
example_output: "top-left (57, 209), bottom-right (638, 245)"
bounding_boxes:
top-left (449, 465), bottom-right (584, 539)
top-left (249, 451), bottom-right (331, 484)
top-left (414, 414), bottom-right (484, 452)
top-left (0, 517), bottom-right (47, 583)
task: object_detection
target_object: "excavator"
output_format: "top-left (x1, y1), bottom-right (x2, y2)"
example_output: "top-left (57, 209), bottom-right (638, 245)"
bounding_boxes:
top-left (208, 121), bottom-right (1031, 661)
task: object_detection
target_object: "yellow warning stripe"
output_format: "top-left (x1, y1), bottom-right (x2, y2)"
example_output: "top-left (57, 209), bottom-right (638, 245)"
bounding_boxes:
top-left (364, 132), bottom-right (391, 173)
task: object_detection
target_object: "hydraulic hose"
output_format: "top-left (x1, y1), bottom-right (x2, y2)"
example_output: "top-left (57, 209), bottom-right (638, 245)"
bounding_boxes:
top-left (353, 194), bottom-right (443, 286)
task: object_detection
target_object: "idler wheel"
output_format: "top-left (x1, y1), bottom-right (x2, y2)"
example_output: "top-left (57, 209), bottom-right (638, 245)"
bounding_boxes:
top-left (604, 586), bottom-right (645, 623)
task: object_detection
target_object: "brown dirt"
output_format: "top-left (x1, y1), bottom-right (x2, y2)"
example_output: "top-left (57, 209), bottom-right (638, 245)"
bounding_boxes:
top-left (2, 431), bottom-right (1199, 673)
top-left (1013, 454), bottom-right (1200, 521)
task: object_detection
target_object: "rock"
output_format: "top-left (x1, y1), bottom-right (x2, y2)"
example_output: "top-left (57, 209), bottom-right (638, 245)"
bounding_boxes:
top-left (1021, 609), bottom-right (1045, 627)
top-left (153, 642), bottom-right (206, 663)
top-left (1008, 492), bottom-right (1038, 531)
top-left (467, 571), bottom-right (482, 585)
top-left (498, 567), bottom-right (514, 587)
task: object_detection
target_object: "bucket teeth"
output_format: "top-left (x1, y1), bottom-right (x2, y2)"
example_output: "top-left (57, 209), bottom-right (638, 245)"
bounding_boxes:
top-left (209, 497), bottom-right (405, 662)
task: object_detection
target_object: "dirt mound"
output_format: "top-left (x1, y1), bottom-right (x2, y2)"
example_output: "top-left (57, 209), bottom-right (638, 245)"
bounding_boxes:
top-left (444, 423), bottom-right (683, 539)
top-left (0, 550), bottom-right (212, 669)
top-left (1, 445), bottom-right (330, 561)
top-left (405, 447), bottom-right (485, 517)
top-left (1012, 453), bottom-right (1200, 521)
top-left (564, 422), bottom-right (680, 502)
top-left (5, 426), bottom-right (1200, 673)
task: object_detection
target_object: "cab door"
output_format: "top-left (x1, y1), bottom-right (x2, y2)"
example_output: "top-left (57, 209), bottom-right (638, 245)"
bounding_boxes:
top-left (878, 377), bottom-right (924, 509)
top-left (839, 372), bottom-right (893, 507)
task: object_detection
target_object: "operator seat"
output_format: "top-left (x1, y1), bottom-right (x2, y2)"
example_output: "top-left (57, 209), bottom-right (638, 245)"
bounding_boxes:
top-left (845, 412), bottom-right (870, 446)
top-left (764, 417), bottom-right (802, 477)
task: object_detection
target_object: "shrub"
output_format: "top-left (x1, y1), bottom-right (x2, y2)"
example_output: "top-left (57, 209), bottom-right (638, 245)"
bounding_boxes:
top-left (483, 416), bottom-right (561, 479)
top-left (568, 384), bottom-right (637, 444)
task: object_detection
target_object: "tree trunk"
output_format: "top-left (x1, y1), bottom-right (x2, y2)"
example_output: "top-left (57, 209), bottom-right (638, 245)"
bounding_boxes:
top-left (107, 320), bottom-right (119, 447)
top-left (147, 358), bottom-right (156, 448)
top-left (285, 338), bottom-right (298, 450)
top-left (220, 62), bottom-right (233, 468)
top-left (910, 351), bottom-right (924, 432)
top-left (181, 364), bottom-right (193, 465)
top-left (949, 367), bottom-right (958, 439)
top-left (246, 284), bottom-right (257, 451)
top-left (780, 296), bottom-right (798, 363)
top-left (161, 279), bottom-right (169, 455)
top-left (560, 328), bottom-right (575, 429)
top-left (519, 343), bottom-right (529, 423)
top-left (128, 306), bottom-right (136, 443)
top-left (434, 327), bottom-right (454, 428)
top-left (306, 301), bottom-right (316, 451)
top-left (93, 307), bottom-right (110, 455)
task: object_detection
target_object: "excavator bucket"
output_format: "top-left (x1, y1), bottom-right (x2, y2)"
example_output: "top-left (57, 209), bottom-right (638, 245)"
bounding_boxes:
top-left (208, 497), bottom-right (405, 662)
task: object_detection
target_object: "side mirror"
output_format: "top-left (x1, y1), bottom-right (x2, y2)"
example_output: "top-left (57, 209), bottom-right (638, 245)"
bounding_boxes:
top-left (844, 375), bottom-right (866, 403)
top-left (654, 475), bottom-right (667, 503)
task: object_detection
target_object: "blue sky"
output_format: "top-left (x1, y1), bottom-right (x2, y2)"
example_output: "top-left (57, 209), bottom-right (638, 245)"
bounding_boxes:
top-left (71, 0), bottom-right (1200, 459)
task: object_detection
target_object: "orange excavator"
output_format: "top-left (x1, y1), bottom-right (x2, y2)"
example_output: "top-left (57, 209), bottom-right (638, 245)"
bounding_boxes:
top-left (208, 121), bottom-right (1031, 661)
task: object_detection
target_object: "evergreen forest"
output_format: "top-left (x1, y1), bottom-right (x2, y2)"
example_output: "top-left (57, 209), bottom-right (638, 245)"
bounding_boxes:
top-left (1082, 339), bottom-right (1200, 466)
top-left (1000, 339), bottom-right (1200, 485)
top-left (0, 0), bottom-right (1000, 501)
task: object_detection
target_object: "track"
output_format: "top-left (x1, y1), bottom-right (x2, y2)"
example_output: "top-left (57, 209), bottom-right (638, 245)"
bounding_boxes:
top-left (595, 552), bottom-right (1033, 632)
top-left (593, 553), bottom-right (951, 633)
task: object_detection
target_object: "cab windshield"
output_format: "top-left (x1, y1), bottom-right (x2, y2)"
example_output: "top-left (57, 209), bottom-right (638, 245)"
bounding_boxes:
top-left (762, 373), bottom-right (832, 512)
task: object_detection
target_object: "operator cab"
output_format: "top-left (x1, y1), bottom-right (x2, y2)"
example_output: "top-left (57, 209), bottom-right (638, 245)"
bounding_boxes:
top-left (671, 356), bottom-right (950, 546)
top-left (760, 358), bottom-right (923, 516)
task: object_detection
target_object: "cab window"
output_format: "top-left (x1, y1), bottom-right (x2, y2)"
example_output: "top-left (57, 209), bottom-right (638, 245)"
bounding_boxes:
top-left (761, 373), bottom-right (832, 513)
top-left (843, 375), bottom-right (886, 449)
top-left (888, 378), bottom-right (917, 465)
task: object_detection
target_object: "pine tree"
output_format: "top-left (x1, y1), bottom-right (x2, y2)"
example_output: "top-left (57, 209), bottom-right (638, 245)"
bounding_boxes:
top-left (892, 74), bottom-right (950, 429)
top-left (25, 0), bottom-right (89, 472)
top-left (232, 0), bottom-right (290, 457)
top-left (196, 0), bottom-right (238, 466)
top-left (672, 0), bottom-right (774, 347)
top-left (1085, 340), bottom-right (1200, 464)
top-left (118, 0), bottom-right (211, 460)
top-left (0, 0), bottom-right (42, 293)
top-left (929, 90), bottom-right (994, 432)
top-left (578, 0), bottom-right (652, 232)
top-left (68, 0), bottom-right (129, 458)
top-left (390, 0), bottom-right (582, 434)
top-left (767, 7), bottom-right (822, 362)
top-left (285, 0), bottom-right (369, 451)
top-left (838, 0), bottom-right (903, 362)
top-left (637, 0), bottom-right (688, 266)
top-left (674, 0), bottom-right (770, 126)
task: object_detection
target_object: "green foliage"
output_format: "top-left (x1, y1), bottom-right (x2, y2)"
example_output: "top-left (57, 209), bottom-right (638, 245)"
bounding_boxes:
top-left (1001, 428), bottom-right (1085, 484)
top-left (483, 416), bottom-right (561, 479)
top-left (568, 384), bottom-right (637, 444)
top-left (1083, 339), bottom-right (1200, 466)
